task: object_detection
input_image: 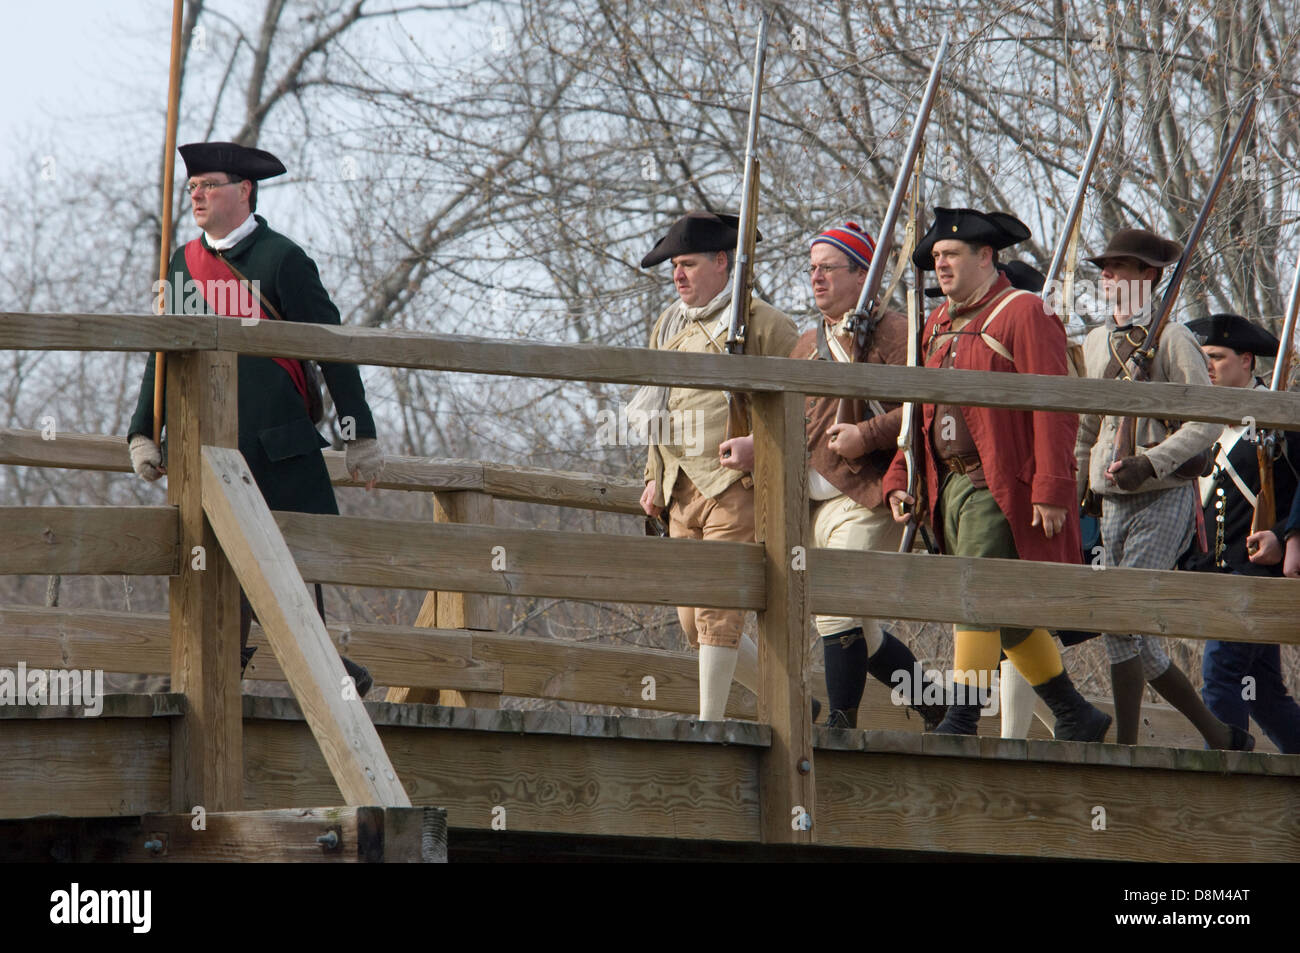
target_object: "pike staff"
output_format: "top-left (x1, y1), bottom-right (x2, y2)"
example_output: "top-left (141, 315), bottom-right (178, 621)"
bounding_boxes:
top-left (153, 0), bottom-right (186, 444)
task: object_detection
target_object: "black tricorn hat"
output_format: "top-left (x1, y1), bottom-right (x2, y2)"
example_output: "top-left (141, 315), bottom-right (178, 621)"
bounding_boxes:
top-left (1186, 313), bottom-right (1279, 357)
top-left (179, 141), bottom-right (287, 181)
top-left (912, 207), bottom-right (1031, 270)
top-left (1084, 228), bottom-right (1182, 270)
top-left (641, 210), bottom-right (760, 268)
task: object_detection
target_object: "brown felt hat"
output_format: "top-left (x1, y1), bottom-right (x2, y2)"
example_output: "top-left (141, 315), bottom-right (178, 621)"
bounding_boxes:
top-left (1085, 228), bottom-right (1182, 269)
top-left (641, 210), bottom-right (759, 268)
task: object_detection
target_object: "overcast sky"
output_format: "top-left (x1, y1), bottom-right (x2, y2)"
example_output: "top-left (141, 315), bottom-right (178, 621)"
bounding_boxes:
top-left (0, 1), bottom-right (164, 173)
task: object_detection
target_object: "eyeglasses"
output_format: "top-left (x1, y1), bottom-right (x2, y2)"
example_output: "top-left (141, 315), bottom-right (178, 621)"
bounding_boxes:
top-left (186, 178), bottom-right (243, 196)
top-left (808, 264), bottom-right (853, 276)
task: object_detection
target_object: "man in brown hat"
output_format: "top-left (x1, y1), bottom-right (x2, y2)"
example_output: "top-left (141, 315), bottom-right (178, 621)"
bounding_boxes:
top-left (718, 222), bottom-right (946, 730)
top-left (882, 207), bottom-right (1111, 741)
top-left (638, 210), bottom-right (798, 720)
top-left (126, 141), bottom-right (384, 696)
top-left (1075, 228), bottom-right (1252, 749)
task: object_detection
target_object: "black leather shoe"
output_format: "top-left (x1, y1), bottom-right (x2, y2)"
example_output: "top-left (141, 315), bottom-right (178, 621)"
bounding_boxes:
top-left (930, 702), bottom-right (980, 734)
top-left (825, 708), bottom-right (857, 730)
top-left (1033, 671), bottom-right (1111, 742)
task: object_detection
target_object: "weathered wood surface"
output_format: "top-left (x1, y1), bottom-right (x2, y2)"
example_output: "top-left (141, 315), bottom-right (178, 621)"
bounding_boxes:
top-left (386, 490), bottom-right (497, 707)
top-left (277, 512), bottom-right (766, 609)
top-left (809, 549), bottom-right (1300, 645)
top-left (201, 446), bottom-right (410, 807)
top-left (3, 603), bottom-right (1289, 753)
top-left (210, 316), bottom-right (1300, 428)
top-left (0, 312), bottom-right (215, 352)
top-left (0, 717), bottom-right (171, 818)
top-left (0, 506), bottom-right (177, 575)
top-left (166, 350), bottom-right (243, 812)
top-left (243, 713), bottom-right (764, 842)
top-left (815, 741), bottom-right (1300, 861)
top-left (0, 426), bottom-right (645, 512)
top-left (0, 806), bottom-right (447, 863)
top-left (8, 313), bottom-right (1299, 426)
top-left (752, 391), bottom-right (814, 844)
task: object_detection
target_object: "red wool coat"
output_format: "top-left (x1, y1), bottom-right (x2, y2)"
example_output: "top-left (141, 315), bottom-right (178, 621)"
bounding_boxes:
top-left (882, 274), bottom-right (1081, 564)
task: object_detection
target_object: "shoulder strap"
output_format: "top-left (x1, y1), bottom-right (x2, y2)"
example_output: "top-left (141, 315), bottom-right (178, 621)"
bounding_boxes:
top-left (927, 287), bottom-right (1024, 364)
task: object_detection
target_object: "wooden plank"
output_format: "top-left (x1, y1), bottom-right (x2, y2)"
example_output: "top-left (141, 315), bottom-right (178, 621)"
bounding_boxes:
top-left (809, 550), bottom-right (1300, 645)
top-left (0, 717), bottom-right (171, 819)
top-left (385, 490), bottom-right (497, 708)
top-left (243, 718), bottom-right (763, 842)
top-left (166, 350), bottom-right (243, 813)
top-left (6, 311), bottom-right (1299, 426)
top-left (6, 603), bottom-right (1286, 752)
top-left (815, 747), bottom-right (1300, 861)
top-left (278, 513), bottom-right (766, 609)
top-left (479, 462), bottom-right (641, 513)
top-left (322, 451), bottom-right (483, 494)
top-left (0, 312), bottom-right (217, 352)
top-left (0, 506), bottom-right (177, 575)
top-left (752, 391), bottom-right (814, 844)
top-left (213, 317), bottom-right (1300, 429)
top-left (0, 806), bottom-right (446, 863)
top-left (200, 445), bottom-right (410, 807)
top-left (0, 428), bottom-right (128, 471)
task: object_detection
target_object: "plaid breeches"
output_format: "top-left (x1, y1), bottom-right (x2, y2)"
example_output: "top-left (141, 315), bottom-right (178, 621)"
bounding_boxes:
top-left (1098, 484), bottom-right (1196, 678)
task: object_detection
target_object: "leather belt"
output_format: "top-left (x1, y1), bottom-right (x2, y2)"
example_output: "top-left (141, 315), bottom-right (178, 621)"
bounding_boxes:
top-left (940, 452), bottom-right (983, 475)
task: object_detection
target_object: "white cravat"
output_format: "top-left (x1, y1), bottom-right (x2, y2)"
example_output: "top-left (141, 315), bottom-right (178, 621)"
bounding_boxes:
top-left (206, 214), bottom-right (258, 251)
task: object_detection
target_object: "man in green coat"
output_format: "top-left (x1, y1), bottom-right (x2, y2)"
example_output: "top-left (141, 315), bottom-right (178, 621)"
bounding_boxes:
top-left (127, 141), bottom-right (383, 694)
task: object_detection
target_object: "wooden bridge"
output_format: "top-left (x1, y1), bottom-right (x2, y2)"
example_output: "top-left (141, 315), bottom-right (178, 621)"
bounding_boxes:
top-left (0, 311), bottom-right (1297, 862)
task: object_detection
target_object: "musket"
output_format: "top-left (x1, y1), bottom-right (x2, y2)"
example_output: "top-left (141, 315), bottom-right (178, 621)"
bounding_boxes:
top-left (1112, 91), bottom-right (1258, 463)
top-left (152, 0), bottom-right (185, 444)
top-left (897, 150), bottom-right (936, 555)
top-left (1248, 250), bottom-right (1300, 549)
top-left (721, 9), bottom-right (771, 456)
top-left (837, 32), bottom-right (950, 427)
top-left (1041, 76), bottom-right (1119, 316)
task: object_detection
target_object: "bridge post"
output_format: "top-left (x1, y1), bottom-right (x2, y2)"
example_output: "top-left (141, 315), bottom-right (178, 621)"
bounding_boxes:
top-left (166, 348), bottom-right (242, 812)
top-left (751, 390), bottom-right (813, 844)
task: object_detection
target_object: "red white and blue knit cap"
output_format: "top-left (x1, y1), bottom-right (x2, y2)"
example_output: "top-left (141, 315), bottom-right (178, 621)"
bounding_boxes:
top-left (810, 222), bottom-right (876, 268)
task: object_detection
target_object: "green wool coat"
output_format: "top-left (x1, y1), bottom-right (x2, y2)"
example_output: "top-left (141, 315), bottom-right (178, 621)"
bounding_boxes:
top-left (128, 215), bottom-right (377, 515)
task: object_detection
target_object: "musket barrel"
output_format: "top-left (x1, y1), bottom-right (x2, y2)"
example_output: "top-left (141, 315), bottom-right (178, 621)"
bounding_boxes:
top-left (1150, 92), bottom-right (1258, 337)
top-left (726, 10), bottom-right (771, 348)
top-left (1041, 77), bottom-right (1119, 307)
top-left (1271, 250), bottom-right (1300, 392)
top-left (850, 32), bottom-right (950, 319)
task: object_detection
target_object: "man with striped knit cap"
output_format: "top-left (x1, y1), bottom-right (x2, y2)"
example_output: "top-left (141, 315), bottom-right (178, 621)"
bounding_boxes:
top-left (720, 222), bottom-right (947, 729)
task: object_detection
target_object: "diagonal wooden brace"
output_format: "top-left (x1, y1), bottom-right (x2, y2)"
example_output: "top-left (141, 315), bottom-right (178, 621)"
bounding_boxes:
top-left (200, 445), bottom-right (410, 807)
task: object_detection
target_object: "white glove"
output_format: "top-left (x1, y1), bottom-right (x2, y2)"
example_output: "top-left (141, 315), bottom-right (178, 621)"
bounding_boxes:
top-left (128, 434), bottom-right (165, 482)
top-left (345, 437), bottom-right (384, 486)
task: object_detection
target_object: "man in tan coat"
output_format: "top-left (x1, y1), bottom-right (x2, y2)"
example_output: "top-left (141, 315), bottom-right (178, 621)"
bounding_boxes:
top-left (638, 210), bottom-right (799, 720)
top-left (1076, 227), bottom-right (1251, 749)
top-left (720, 222), bottom-right (945, 730)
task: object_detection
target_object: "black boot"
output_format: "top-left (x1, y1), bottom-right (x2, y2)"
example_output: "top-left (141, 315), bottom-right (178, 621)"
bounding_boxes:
top-left (868, 628), bottom-right (948, 730)
top-left (240, 645), bottom-right (257, 677)
top-left (931, 702), bottom-right (981, 734)
top-left (1033, 671), bottom-right (1111, 742)
top-left (342, 656), bottom-right (373, 699)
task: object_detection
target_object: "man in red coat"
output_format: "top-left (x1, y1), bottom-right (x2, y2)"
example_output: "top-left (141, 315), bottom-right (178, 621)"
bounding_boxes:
top-left (884, 207), bottom-right (1110, 741)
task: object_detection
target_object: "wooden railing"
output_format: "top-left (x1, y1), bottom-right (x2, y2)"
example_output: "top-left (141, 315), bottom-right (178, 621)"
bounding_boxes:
top-left (3, 311), bottom-right (1299, 846)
